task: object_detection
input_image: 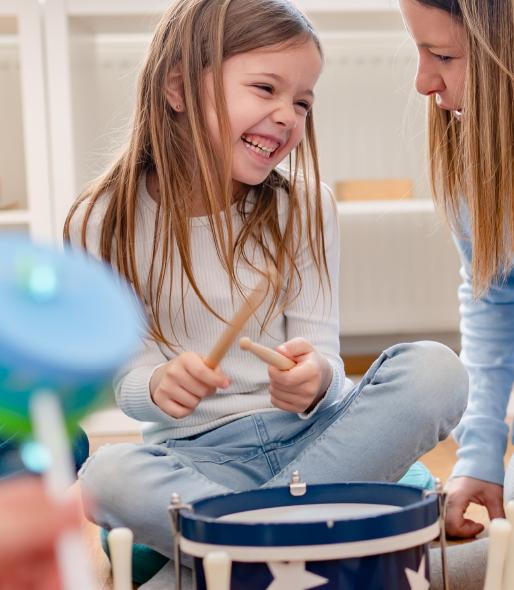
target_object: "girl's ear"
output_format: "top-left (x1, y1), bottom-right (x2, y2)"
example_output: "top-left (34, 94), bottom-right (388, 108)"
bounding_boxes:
top-left (165, 69), bottom-right (185, 113)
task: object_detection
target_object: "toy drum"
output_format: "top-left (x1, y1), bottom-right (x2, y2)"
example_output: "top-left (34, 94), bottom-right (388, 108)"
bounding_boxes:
top-left (170, 476), bottom-right (443, 590)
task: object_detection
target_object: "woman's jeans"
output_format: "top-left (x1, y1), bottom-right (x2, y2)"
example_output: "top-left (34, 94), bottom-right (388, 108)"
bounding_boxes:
top-left (80, 341), bottom-right (468, 557)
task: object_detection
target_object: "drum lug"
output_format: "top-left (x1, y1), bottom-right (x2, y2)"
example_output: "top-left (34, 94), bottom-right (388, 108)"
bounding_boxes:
top-left (425, 478), bottom-right (449, 590)
top-left (289, 470), bottom-right (307, 497)
top-left (168, 492), bottom-right (193, 590)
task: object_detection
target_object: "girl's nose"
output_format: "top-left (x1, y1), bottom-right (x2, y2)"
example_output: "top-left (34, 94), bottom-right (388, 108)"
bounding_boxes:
top-left (273, 102), bottom-right (297, 129)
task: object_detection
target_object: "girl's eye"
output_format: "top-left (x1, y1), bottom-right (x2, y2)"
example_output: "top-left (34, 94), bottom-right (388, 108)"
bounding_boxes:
top-left (295, 101), bottom-right (312, 113)
top-left (435, 54), bottom-right (453, 63)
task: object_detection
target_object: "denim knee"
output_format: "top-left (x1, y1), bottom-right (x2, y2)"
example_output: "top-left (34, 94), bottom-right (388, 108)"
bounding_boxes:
top-left (79, 442), bottom-right (153, 525)
top-left (385, 341), bottom-right (468, 428)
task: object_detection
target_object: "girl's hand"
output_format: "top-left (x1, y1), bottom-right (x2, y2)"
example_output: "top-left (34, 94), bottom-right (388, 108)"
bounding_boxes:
top-left (150, 352), bottom-right (230, 418)
top-left (445, 476), bottom-right (505, 538)
top-left (268, 337), bottom-right (332, 413)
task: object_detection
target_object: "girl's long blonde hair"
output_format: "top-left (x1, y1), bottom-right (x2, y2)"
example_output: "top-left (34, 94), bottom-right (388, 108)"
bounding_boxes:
top-left (64, 0), bottom-right (327, 347)
top-left (419, 0), bottom-right (514, 294)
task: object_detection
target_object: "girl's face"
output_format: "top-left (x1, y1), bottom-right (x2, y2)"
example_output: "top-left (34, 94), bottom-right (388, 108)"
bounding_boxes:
top-left (400, 0), bottom-right (467, 116)
top-left (203, 39), bottom-right (323, 192)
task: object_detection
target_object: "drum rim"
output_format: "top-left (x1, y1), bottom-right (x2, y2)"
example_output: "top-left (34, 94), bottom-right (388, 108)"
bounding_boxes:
top-left (179, 482), bottom-right (439, 548)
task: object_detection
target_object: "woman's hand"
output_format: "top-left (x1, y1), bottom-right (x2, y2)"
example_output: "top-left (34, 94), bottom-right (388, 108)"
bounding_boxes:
top-left (150, 352), bottom-right (230, 418)
top-left (268, 337), bottom-right (332, 413)
top-left (445, 476), bottom-right (505, 538)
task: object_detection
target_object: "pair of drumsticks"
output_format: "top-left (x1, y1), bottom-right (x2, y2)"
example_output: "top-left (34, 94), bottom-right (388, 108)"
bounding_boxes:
top-left (204, 273), bottom-right (295, 371)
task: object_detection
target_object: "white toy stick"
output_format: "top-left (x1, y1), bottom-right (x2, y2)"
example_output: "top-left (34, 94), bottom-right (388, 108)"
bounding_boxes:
top-left (108, 528), bottom-right (134, 590)
top-left (502, 502), bottom-right (514, 590)
top-left (239, 337), bottom-right (296, 370)
top-left (203, 551), bottom-right (232, 590)
top-left (484, 518), bottom-right (512, 590)
top-left (30, 391), bottom-right (96, 590)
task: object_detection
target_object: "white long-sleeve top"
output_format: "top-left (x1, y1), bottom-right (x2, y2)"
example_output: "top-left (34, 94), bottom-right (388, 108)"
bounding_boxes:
top-left (69, 174), bottom-right (352, 443)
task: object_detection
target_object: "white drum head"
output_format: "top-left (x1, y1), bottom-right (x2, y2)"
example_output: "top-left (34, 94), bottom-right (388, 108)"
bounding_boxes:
top-left (218, 502), bottom-right (401, 524)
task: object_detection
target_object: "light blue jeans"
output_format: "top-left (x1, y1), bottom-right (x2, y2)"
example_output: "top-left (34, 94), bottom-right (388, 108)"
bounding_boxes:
top-left (80, 341), bottom-right (468, 557)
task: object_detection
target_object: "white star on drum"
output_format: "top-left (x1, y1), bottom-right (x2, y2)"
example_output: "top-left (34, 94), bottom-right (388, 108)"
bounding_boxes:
top-left (266, 562), bottom-right (329, 590)
top-left (405, 556), bottom-right (430, 590)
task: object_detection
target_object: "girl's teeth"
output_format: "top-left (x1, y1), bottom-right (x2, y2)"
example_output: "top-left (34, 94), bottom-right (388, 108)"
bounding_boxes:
top-left (242, 135), bottom-right (277, 154)
top-left (243, 141), bottom-right (272, 158)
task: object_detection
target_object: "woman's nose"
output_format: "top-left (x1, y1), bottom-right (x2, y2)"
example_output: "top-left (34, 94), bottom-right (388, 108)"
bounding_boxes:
top-left (415, 64), bottom-right (445, 97)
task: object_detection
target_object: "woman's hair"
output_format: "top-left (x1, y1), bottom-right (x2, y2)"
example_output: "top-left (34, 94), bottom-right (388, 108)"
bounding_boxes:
top-left (417, 0), bottom-right (514, 294)
top-left (64, 0), bottom-right (326, 347)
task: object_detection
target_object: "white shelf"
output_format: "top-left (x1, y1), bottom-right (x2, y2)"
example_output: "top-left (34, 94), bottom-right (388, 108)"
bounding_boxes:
top-left (0, 209), bottom-right (30, 225)
top-left (0, 0), bottom-right (54, 240)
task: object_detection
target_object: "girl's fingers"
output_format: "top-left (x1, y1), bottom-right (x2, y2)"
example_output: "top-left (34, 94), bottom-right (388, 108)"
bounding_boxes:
top-left (268, 362), bottom-right (313, 386)
top-left (170, 386), bottom-right (202, 409)
top-left (277, 337), bottom-right (313, 359)
top-left (178, 370), bottom-right (217, 398)
top-left (269, 388), bottom-right (313, 412)
top-left (184, 355), bottom-right (230, 389)
top-left (161, 398), bottom-right (197, 419)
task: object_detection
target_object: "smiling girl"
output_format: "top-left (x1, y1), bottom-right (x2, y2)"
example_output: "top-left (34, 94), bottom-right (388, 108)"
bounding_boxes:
top-left (67, 0), bottom-right (467, 561)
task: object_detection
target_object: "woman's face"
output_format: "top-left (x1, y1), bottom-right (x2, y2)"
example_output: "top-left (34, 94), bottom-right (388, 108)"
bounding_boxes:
top-left (399, 0), bottom-right (467, 116)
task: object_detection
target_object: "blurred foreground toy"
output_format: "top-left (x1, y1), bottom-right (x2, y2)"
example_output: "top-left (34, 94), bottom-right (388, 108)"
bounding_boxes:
top-left (0, 234), bottom-right (142, 590)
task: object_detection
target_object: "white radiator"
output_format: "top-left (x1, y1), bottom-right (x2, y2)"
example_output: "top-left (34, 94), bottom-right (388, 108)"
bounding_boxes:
top-left (315, 32), bottom-right (429, 199)
top-left (338, 200), bottom-right (461, 336)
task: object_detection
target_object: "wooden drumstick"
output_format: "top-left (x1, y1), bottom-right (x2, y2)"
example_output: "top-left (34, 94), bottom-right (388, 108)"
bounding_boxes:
top-left (484, 518), bottom-right (511, 590)
top-left (203, 552), bottom-right (232, 590)
top-left (240, 337), bottom-right (295, 370)
top-left (205, 274), bottom-right (270, 369)
top-left (107, 528), bottom-right (133, 590)
top-left (502, 501), bottom-right (514, 589)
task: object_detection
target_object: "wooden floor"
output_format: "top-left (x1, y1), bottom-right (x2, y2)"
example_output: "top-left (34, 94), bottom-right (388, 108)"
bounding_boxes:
top-left (81, 432), bottom-right (514, 589)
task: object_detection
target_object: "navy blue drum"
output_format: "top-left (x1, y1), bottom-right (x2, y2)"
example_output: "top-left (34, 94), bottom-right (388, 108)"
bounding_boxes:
top-left (177, 482), bottom-right (440, 590)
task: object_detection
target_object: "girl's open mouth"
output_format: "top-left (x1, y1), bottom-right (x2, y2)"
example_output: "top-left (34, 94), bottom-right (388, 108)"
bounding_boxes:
top-left (241, 133), bottom-right (280, 159)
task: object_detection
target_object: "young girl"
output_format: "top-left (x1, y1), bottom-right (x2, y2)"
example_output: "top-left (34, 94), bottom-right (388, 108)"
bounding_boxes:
top-left (70, 0), bottom-right (467, 561)
top-left (399, 0), bottom-right (514, 545)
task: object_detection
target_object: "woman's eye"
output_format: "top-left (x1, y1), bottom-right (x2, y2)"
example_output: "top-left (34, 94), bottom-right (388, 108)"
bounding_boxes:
top-left (255, 84), bottom-right (273, 93)
top-left (436, 54), bottom-right (453, 63)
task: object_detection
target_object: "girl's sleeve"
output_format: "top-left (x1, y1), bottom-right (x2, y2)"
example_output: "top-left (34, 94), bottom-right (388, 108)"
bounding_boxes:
top-left (113, 336), bottom-right (178, 423)
top-left (67, 197), bottom-right (174, 423)
top-left (452, 233), bottom-right (514, 485)
top-left (285, 183), bottom-right (346, 418)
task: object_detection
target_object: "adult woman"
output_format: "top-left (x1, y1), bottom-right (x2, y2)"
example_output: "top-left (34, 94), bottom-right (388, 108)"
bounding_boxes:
top-left (399, 0), bottom-right (514, 538)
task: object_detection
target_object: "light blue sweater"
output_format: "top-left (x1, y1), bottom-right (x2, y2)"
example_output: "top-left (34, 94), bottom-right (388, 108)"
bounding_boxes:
top-left (452, 225), bottom-right (514, 485)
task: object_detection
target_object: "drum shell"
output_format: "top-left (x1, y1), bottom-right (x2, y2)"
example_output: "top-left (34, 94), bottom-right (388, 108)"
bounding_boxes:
top-left (178, 482), bottom-right (439, 590)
